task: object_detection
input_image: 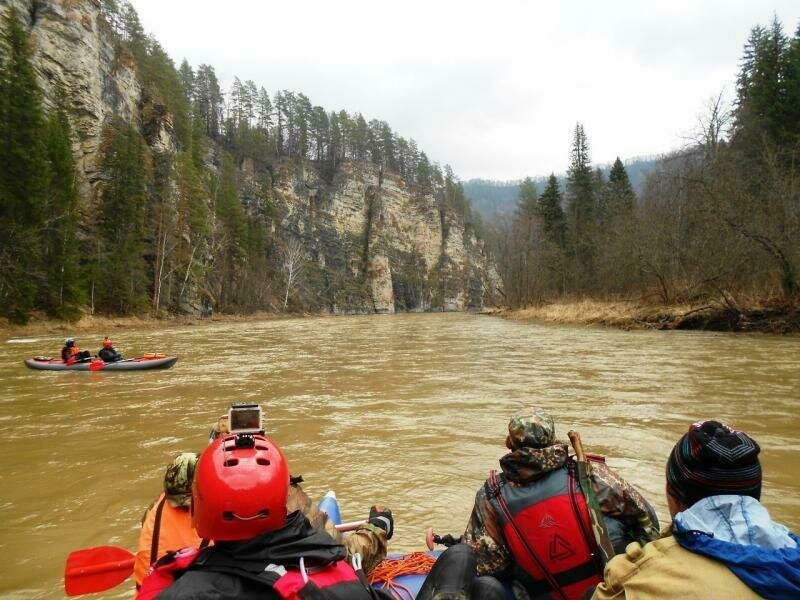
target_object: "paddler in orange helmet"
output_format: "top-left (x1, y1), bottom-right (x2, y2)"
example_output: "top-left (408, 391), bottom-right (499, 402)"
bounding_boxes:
top-left (97, 337), bottom-right (123, 362)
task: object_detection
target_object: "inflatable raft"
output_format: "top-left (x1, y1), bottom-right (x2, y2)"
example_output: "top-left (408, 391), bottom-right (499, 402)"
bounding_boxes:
top-left (24, 355), bottom-right (178, 371)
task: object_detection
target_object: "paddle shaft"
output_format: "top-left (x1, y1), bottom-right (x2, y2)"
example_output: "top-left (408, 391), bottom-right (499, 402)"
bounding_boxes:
top-left (335, 519), bottom-right (366, 532)
top-left (567, 430), bottom-right (616, 565)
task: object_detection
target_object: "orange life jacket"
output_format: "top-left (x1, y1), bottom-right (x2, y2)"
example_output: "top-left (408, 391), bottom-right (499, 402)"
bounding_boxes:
top-left (62, 346), bottom-right (79, 361)
top-left (134, 493), bottom-right (202, 586)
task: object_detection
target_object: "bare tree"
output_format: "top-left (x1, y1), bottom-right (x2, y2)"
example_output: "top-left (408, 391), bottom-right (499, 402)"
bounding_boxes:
top-left (282, 238), bottom-right (305, 309)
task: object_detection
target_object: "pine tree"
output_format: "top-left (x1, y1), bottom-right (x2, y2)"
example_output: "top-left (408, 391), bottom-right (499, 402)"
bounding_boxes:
top-left (538, 174), bottom-right (567, 248)
top-left (41, 88), bottom-right (83, 319)
top-left (0, 7), bottom-right (48, 323)
top-left (605, 157), bottom-right (636, 216)
top-left (565, 123), bottom-right (595, 287)
top-left (517, 177), bottom-right (538, 219)
top-left (178, 59), bottom-right (194, 103)
top-left (734, 18), bottom-right (790, 147)
top-left (94, 123), bottom-right (151, 314)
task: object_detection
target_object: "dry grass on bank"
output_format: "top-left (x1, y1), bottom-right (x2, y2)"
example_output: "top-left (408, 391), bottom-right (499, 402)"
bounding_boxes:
top-left (0, 311), bottom-right (309, 340)
top-left (496, 298), bottom-right (799, 333)
top-left (500, 299), bottom-right (684, 328)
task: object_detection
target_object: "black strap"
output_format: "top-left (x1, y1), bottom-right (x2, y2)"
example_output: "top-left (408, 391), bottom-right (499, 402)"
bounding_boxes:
top-left (150, 495), bottom-right (168, 566)
top-left (488, 470), bottom-right (568, 600)
top-left (517, 558), bottom-right (600, 596)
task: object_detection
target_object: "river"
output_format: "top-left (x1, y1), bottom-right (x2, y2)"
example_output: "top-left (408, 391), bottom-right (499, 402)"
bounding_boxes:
top-left (1, 313), bottom-right (798, 598)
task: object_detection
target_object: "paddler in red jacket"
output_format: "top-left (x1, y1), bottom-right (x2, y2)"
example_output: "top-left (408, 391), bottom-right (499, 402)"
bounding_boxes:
top-left (462, 408), bottom-right (660, 600)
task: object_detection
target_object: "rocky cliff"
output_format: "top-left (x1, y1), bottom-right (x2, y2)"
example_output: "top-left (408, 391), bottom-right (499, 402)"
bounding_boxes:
top-left (270, 160), bottom-right (499, 313)
top-left (2, 0), bottom-right (500, 314)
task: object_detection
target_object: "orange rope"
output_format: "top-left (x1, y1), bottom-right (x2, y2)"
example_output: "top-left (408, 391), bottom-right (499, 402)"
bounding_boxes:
top-left (367, 552), bottom-right (437, 600)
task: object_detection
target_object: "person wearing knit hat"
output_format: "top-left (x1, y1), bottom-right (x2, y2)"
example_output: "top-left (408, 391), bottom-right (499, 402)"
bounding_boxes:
top-left (461, 407), bottom-right (659, 600)
top-left (665, 420), bottom-right (762, 510)
top-left (591, 420), bottom-right (800, 600)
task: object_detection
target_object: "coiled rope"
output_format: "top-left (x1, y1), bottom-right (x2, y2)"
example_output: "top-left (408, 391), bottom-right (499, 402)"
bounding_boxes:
top-left (367, 552), bottom-right (438, 600)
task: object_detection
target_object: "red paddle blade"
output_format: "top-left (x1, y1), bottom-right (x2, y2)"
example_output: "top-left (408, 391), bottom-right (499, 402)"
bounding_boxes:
top-left (89, 359), bottom-right (105, 371)
top-left (65, 545), bottom-right (134, 596)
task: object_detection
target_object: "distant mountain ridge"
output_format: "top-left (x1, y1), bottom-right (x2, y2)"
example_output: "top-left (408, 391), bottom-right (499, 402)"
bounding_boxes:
top-left (464, 155), bottom-right (659, 219)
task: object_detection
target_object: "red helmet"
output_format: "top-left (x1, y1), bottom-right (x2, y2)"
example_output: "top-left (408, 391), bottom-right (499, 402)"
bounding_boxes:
top-left (102, 339), bottom-right (113, 348)
top-left (191, 434), bottom-right (289, 541)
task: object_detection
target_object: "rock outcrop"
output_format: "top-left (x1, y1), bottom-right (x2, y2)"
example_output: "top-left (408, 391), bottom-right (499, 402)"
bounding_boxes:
top-left (271, 160), bottom-right (500, 313)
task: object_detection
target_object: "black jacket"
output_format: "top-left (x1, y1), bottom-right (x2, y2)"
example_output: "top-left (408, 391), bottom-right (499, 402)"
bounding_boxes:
top-left (156, 511), bottom-right (381, 600)
top-left (98, 347), bottom-right (122, 362)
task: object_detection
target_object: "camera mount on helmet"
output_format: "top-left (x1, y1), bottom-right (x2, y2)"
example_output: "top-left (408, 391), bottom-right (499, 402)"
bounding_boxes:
top-left (228, 403), bottom-right (263, 434)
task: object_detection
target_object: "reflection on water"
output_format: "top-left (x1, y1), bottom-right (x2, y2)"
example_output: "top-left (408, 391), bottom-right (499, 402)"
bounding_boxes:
top-left (0, 313), bottom-right (798, 598)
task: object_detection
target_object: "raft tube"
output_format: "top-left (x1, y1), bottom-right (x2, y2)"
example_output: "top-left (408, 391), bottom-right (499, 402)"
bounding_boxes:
top-left (24, 355), bottom-right (178, 371)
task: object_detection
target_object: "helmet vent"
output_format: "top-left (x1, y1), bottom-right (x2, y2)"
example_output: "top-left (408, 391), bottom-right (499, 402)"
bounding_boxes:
top-left (223, 458), bottom-right (239, 467)
top-left (255, 444), bottom-right (268, 450)
top-left (256, 458), bottom-right (270, 466)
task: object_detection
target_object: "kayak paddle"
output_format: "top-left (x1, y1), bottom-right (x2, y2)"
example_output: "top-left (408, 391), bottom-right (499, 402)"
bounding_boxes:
top-left (64, 545), bottom-right (134, 596)
top-left (567, 430), bottom-right (616, 565)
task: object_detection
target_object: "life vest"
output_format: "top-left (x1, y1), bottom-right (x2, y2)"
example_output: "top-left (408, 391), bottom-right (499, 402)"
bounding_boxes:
top-left (134, 493), bottom-right (202, 586)
top-left (62, 346), bottom-right (78, 361)
top-left (485, 460), bottom-right (603, 600)
top-left (137, 544), bottom-right (373, 600)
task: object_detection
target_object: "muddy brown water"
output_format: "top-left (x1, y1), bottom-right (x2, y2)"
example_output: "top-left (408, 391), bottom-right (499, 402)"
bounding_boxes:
top-left (1, 313), bottom-right (798, 598)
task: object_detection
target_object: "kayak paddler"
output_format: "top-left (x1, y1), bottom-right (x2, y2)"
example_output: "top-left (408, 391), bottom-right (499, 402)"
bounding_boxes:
top-left (61, 338), bottom-right (91, 364)
top-left (98, 337), bottom-right (123, 362)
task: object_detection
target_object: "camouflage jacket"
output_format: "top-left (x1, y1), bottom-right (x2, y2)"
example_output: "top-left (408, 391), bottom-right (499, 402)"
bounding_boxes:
top-left (463, 442), bottom-right (659, 578)
top-left (287, 482), bottom-right (388, 574)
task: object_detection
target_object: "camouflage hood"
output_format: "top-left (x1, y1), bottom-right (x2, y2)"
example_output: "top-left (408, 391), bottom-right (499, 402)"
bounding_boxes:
top-left (499, 441), bottom-right (569, 484)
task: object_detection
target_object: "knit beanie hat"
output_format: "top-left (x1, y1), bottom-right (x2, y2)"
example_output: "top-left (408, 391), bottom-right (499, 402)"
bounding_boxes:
top-left (666, 420), bottom-right (761, 506)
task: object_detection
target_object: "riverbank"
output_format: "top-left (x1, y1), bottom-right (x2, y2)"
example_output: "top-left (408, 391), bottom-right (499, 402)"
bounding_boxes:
top-left (0, 311), bottom-right (306, 340)
top-left (495, 299), bottom-right (800, 334)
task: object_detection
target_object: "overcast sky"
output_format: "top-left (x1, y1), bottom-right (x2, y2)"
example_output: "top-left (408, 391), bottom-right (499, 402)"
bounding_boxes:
top-left (131, 0), bottom-right (799, 181)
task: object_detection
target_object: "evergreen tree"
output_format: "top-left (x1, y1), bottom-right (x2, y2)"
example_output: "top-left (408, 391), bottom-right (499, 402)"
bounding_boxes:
top-left (178, 59), bottom-right (195, 103)
top-left (784, 22), bottom-right (800, 144)
top-left (565, 123), bottom-right (595, 286)
top-left (41, 89), bottom-right (83, 319)
top-left (517, 177), bottom-right (538, 219)
top-left (538, 174), bottom-right (567, 248)
top-left (94, 123), bottom-right (151, 314)
top-left (734, 18), bottom-right (791, 147)
top-left (0, 7), bottom-right (48, 323)
top-left (605, 157), bottom-right (636, 216)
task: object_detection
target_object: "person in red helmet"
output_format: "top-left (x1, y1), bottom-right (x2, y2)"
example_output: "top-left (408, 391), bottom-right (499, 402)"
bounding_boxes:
top-left (137, 433), bottom-right (388, 600)
top-left (98, 337), bottom-right (123, 362)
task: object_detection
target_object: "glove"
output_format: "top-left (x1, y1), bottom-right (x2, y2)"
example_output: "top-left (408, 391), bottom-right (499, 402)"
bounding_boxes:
top-left (368, 505), bottom-right (394, 540)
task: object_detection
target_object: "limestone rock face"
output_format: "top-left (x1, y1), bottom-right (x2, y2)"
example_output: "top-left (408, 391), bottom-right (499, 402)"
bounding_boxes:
top-left (270, 160), bottom-right (500, 313)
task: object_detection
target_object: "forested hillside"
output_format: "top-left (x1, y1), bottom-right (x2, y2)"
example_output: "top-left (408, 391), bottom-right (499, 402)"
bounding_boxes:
top-left (0, 0), bottom-right (495, 324)
top-left (464, 156), bottom-right (659, 219)
top-left (491, 16), bottom-right (799, 317)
